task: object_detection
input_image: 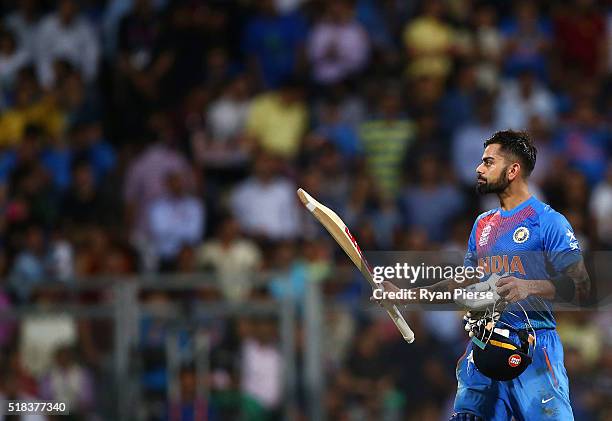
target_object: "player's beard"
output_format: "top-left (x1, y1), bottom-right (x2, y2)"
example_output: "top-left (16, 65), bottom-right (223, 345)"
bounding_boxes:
top-left (476, 167), bottom-right (510, 195)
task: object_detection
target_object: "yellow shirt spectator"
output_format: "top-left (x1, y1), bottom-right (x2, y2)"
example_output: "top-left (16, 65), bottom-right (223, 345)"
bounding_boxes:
top-left (403, 16), bottom-right (454, 79)
top-left (245, 91), bottom-right (307, 159)
top-left (0, 96), bottom-right (64, 147)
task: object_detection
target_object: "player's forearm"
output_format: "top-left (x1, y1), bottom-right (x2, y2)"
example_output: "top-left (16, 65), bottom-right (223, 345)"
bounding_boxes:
top-left (524, 279), bottom-right (556, 301)
top-left (562, 259), bottom-right (591, 305)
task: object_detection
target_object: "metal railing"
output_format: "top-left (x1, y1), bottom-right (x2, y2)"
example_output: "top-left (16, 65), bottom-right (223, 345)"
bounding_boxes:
top-left (0, 272), bottom-right (310, 421)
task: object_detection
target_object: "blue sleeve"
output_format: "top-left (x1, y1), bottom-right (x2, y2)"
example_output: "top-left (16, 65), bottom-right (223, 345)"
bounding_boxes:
top-left (540, 211), bottom-right (582, 272)
top-left (464, 220), bottom-right (478, 268)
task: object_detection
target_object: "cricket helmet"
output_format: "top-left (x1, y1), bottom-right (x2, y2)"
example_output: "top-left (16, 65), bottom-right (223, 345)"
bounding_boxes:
top-left (472, 328), bottom-right (533, 381)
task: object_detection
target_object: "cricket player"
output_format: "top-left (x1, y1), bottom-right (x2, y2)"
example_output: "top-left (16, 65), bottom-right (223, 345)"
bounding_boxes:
top-left (380, 130), bottom-right (591, 420)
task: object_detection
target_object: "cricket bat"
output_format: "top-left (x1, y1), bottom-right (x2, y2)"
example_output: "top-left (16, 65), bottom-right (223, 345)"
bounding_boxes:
top-left (297, 188), bottom-right (415, 343)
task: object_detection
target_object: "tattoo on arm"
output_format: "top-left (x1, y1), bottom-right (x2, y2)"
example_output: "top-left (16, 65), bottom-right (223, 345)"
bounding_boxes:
top-left (563, 259), bottom-right (591, 305)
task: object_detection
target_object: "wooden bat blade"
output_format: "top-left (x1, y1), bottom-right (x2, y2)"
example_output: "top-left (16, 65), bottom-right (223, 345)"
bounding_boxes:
top-left (298, 188), bottom-right (372, 283)
top-left (297, 188), bottom-right (415, 343)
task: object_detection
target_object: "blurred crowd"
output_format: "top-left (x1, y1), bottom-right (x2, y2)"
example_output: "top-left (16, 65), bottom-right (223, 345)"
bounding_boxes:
top-left (0, 0), bottom-right (611, 419)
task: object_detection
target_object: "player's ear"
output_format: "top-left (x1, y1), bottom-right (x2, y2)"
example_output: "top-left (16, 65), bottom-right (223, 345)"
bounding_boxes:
top-left (507, 162), bottom-right (520, 181)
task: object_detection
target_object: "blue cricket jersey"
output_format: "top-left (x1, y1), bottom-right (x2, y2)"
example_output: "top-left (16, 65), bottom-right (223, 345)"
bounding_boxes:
top-left (464, 196), bottom-right (582, 330)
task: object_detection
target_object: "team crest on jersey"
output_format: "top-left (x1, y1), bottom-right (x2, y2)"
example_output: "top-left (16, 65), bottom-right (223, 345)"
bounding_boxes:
top-left (513, 227), bottom-right (529, 244)
top-left (479, 225), bottom-right (492, 247)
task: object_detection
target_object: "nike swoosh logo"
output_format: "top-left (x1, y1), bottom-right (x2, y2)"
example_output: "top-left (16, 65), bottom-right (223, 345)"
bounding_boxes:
top-left (542, 397), bottom-right (555, 404)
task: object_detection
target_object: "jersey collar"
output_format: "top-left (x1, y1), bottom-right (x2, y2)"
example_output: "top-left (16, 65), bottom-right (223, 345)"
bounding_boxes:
top-left (499, 195), bottom-right (536, 218)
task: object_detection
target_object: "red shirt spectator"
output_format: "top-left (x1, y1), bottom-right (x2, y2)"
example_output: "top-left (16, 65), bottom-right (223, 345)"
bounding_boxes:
top-left (554, 3), bottom-right (606, 76)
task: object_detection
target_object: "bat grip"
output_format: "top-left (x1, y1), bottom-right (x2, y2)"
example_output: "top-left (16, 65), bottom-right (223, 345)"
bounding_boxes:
top-left (383, 303), bottom-right (415, 343)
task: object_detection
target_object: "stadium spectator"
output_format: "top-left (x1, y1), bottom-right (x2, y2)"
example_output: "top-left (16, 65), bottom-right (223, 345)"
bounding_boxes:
top-left (3, 0), bottom-right (41, 58)
top-left (335, 323), bottom-right (397, 417)
top-left (46, 229), bottom-right (74, 282)
top-left (399, 154), bottom-right (465, 243)
top-left (56, 71), bottom-right (101, 133)
top-left (147, 170), bottom-right (205, 272)
top-left (240, 317), bottom-right (283, 415)
top-left (197, 216), bottom-right (262, 303)
top-left (19, 290), bottom-right (78, 377)
top-left (269, 241), bottom-right (306, 303)
top-left (402, 0), bottom-right (456, 80)
top-left (558, 312), bottom-right (603, 370)
top-left (60, 160), bottom-right (113, 228)
top-left (34, 0), bottom-right (100, 88)
top-left (165, 365), bottom-right (213, 421)
top-left (526, 115), bottom-right (556, 186)
top-left (199, 75), bottom-right (252, 171)
top-left (244, 79), bottom-right (307, 159)
top-left (495, 69), bottom-right (557, 130)
top-left (207, 75), bottom-right (252, 144)
top-left (9, 225), bottom-right (47, 302)
top-left (553, 99), bottom-right (610, 186)
top-left (440, 62), bottom-right (480, 135)
top-left (314, 97), bottom-right (361, 160)
top-left (313, 82), bottom-right (366, 129)
top-left (0, 68), bottom-right (62, 147)
top-left (500, 1), bottom-right (551, 80)
top-left (0, 29), bottom-right (30, 101)
top-left (554, 0), bottom-right (607, 77)
top-left (163, 1), bottom-right (227, 99)
top-left (242, 0), bottom-right (307, 88)
top-left (472, 2), bottom-right (502, 90)
top-left (591, 345), bottom-right (612, 416)
top-left (307, 0), bottom-right (370, 85)
top-left (452, 93), bottom-right (498, 186)
top-left (39, 345), bottom-right (94, 416)
top-left (115, 0), bottom-right (173, 136)
top-left (5, 347), bottom-right (38, 397)
top-left (123, 117), bottom-right (194, 239)
top-left (590, 164), bottom-right (612, 247)
top-left (230, 153), bottom-right (300, 240)
top-left (359, 88), bottom-right (415, 197)
top-left (0, 291), bottom-right (15, 349)
top-left (0, 366), bottom-right (41, 416)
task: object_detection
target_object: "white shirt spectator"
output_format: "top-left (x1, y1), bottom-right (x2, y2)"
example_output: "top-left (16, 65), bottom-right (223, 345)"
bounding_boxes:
top-left (475, 26), bottom-right (502, 90)
top-left (0, 47), bottom-right (30, 90)
top-left (274, 0), bottom-right (306, 14)
top-left (308, 19), bottom-right (369, 84)
top-left (102, 0), bottom-right (167, 56)
top-left (4, 12), bottom-right (40, 56)
top-left (20, 314), bottom-right (77, 377)
top-left (495, 78), bottom-right (556, 130)
top-left (124, 143), bottom-right (194, 239)
top-left (241, 338), bottom-right (282, 409)
top-left (230, 177), bottom-right (300, 239)
top-left (198, 239), bottom-right (261, 302)
top-left (35, 13), bottom-right (99, 87)
top-left (148, 195), bottom-right (205, 260)
top-left (590, 171), bottom-right (612, 245)
top-left (207, 97), bottom-right (251, 142)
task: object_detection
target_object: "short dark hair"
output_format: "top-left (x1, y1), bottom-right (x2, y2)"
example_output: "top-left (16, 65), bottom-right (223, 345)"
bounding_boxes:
top-left (484, 130), bottom-right (537, 177)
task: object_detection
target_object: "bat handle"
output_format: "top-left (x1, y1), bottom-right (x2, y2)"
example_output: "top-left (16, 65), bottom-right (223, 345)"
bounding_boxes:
top-left (384, 304), bottom-right (415, 343)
